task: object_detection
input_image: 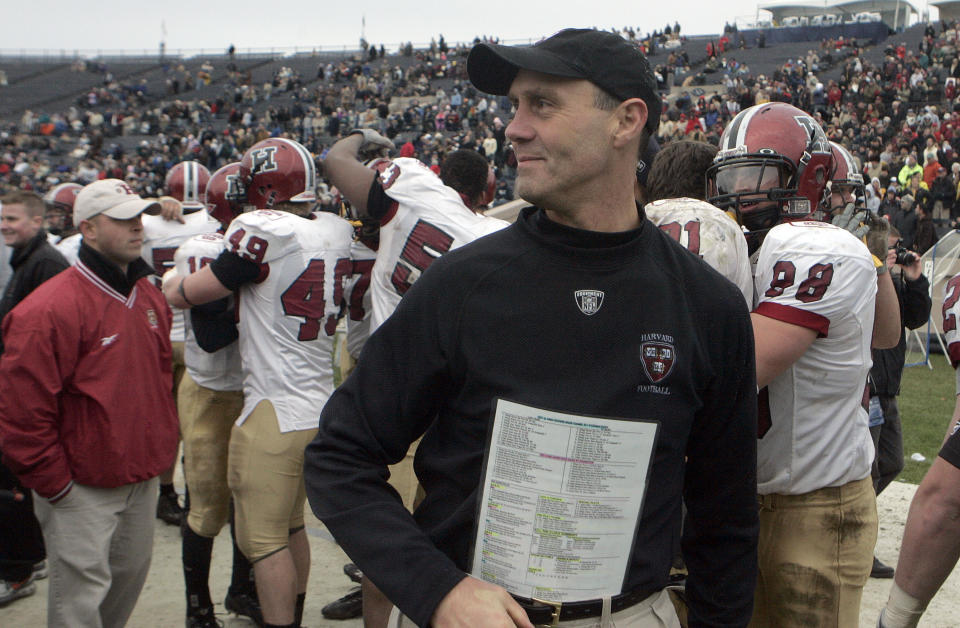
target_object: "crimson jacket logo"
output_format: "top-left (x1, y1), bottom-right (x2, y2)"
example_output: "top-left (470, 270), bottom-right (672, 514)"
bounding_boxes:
top-left (641, 341), bottom-right (675, 383)
top-left (575, 290), bottom-right (604, 315)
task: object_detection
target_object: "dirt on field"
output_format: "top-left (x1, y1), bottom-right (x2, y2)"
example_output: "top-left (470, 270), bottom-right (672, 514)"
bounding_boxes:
top-left (1, 481), bottom-right (957, 627)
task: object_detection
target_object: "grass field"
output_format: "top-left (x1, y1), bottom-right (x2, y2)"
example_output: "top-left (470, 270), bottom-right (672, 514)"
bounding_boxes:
top-left (897, 349), bottom-right (957, 483)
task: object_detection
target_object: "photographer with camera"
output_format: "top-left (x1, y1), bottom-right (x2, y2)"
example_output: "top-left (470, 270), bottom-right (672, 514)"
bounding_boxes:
top-left (868, 226), bottom-right (932, 578)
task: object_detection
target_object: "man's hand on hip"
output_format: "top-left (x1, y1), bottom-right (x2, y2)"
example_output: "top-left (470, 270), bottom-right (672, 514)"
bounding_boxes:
top-left (431, 577), bottom-right (534, 628)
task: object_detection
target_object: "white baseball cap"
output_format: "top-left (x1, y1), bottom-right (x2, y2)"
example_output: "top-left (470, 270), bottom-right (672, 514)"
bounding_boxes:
top-left (74, 179), bottom-right (161, 225)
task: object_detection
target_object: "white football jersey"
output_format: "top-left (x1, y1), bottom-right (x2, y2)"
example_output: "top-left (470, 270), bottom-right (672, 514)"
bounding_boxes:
top-left (225, 210), bottom-right (354, 432)
top-left (754, 221), bottom-right (877, 495)
top-left (174, 233), bottom-right (243, 392)
top-left (371, 158), bottom-right (509, 329)
top-left (56, 233), bottom-right (82, 265)
top-left (645, 198), bottom-right (753, 307)
top-left (142, 210), bottom-right (221, 342)
top-left (344, 238), bottom-right (376, 359)
top-left (942, 272), bottom-right (960, 374)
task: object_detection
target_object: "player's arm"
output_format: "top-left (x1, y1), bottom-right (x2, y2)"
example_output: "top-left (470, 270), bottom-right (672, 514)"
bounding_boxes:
top-left (879, 410), bottom-right (960, 627)
top-left (873, 269), bottom-right (902, 349)
top-left (322, 130), bottom-right (393, 215)
top-left (166, 216), bottom-right (270, 309)
top-left (164, 266), bottom-right (229, 309)
top-left (751, 313), bottom-right (818, 389)
top-left (157, 196), bottom-right (185, 223)
top-left (946, 393), bottom-right (960, 446)
top-left (189, 298), bottom-right (238, 353)
top-left (838, 207), bottom-right (901, 348)
top-left (164, 250), bottom-right (257, 309)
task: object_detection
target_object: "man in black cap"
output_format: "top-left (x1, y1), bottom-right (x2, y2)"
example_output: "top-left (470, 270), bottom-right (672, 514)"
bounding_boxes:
top-left (306, 29), bottom-right (757, 627)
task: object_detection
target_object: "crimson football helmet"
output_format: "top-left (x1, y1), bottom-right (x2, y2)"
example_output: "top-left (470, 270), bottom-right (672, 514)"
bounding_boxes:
top-left (240, 138), bottom-right (317, 209)
top-left (706, 102), bottom-right (834, 249)
top-left (827, 141), bottom-right (864, 214)
top-left (165, 161), bottom-right (211, 210)
top-left (43, 182), bottom-right (83, 236)
top-left (205, 162), bottom-right (246, 229)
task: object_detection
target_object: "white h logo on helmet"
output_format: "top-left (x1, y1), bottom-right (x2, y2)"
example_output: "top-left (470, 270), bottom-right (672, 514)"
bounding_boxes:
top-left (249, 147), bottom-right (278, 175)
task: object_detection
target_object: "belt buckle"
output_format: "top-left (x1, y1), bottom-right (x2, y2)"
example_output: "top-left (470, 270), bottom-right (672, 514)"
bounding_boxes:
top-left (531, 597), bottom-right (561, 628)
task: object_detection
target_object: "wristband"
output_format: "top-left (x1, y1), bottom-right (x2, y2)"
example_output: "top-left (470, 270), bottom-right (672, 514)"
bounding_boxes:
top-left (178, 277), bottom-right (196, 307)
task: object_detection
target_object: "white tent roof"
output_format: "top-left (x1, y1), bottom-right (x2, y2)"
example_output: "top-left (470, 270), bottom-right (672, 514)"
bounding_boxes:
top-left (758, 0), bottom-right (921, 19)
top-left (919, 229), bottom-right (960, 335)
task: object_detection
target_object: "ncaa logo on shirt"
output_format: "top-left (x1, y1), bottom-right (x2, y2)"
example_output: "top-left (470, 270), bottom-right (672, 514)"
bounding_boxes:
top-left (640, 340), bottom-right (676, 383)
top-left (146, 309), bottom-right (159, 329)
top-left (575, 290), bottom-right (604, 316)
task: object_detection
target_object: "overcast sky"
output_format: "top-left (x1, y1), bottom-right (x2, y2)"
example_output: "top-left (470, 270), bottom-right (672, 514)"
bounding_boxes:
top-left (0, 1), bottom-right (931, 56)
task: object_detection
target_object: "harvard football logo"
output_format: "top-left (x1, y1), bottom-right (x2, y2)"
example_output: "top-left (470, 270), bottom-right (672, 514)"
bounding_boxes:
top-left (575, 290), bottom-right (604, 315)
top-left (641, 341), bottom-right (675, 383)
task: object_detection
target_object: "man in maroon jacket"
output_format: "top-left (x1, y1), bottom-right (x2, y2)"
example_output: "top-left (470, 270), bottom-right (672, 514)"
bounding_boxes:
top-left (0, 179), bottom-right (179, 627)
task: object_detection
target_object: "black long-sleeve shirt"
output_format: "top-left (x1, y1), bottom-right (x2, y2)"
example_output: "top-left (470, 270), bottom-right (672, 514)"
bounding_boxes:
top-left (305, 207), bottom-right (758, 627)
top-left (871, 270), bottom-right (932, 396)
top-left (0, 230), bottom-right (68, 354)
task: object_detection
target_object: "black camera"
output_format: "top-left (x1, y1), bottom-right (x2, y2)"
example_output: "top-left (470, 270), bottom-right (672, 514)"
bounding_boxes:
top-left (895, 245), bottom-right (918, 266)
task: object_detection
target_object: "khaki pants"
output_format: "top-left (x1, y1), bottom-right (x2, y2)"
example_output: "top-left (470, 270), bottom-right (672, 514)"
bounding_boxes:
top-left (228, 400), bottom-right (315, 562)
top-left (387, 438), bottom-right (422, 511)
top-left (387, 589), bottom-right (680, 627)
top-left (34, 478), bottom-right (158, 628)
top-left (179, 371), bottom-right (243, 537)
top-left (171, 341), bottom-right (185, 398)
top-left (751, 476), bottom-right (877, 628)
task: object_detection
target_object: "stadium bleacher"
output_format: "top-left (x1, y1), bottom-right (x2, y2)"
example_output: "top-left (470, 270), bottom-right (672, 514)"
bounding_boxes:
top-left (0, 19), bottom-right (956, 210)
top-left (0, 20), bottom-right (930, 124)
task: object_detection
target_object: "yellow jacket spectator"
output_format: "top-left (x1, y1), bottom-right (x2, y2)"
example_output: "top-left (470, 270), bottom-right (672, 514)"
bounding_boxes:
top-left (898, 155), bottom-right (923, 187)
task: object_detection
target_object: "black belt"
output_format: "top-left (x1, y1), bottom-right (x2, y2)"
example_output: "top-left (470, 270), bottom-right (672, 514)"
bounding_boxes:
top-left (514, 586), bottom-right (656, 626)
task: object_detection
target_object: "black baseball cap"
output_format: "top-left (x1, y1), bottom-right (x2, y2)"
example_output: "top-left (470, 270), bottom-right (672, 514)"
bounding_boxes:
top-left (467, 28), bottom-right (661, 135)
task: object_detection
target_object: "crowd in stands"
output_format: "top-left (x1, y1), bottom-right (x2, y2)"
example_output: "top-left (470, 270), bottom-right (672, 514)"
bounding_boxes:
top-left (5, 20), bottom-right (960, 253)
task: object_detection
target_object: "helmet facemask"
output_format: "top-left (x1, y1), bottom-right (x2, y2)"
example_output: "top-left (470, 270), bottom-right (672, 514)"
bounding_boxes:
top-left (706, 153), bottom-right (809, 252)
